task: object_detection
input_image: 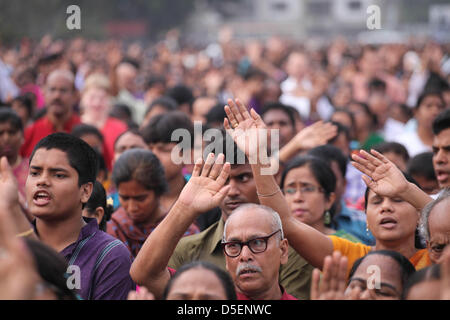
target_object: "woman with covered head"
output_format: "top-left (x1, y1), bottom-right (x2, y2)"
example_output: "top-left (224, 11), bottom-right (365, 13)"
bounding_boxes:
top-left (106, 149), bottom-right (199, 256)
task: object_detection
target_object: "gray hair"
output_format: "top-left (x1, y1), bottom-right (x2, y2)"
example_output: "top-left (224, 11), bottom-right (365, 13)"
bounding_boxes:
top-left (420, 188), bottom-right (450, 241)
top-left (222, 203), bottom-right (284, 242)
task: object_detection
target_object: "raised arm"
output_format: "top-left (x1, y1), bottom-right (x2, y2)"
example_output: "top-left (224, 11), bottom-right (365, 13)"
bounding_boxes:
top-left (224, 99), bottom-right (333, 269)
top-left (278, 121), bottom-right (337, 163)
top-left (351, 149), bottom-right (433, 211)
top-left (130, 154), bottom-right (231, 299)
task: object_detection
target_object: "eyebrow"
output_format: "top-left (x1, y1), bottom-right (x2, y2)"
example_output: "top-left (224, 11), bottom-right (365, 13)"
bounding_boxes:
top-left (226, 233), bottom-right (269, 242)
top-left (30, 166), bottom-right (70, 173)
top-left (350, 278), bottom-right (400, 293)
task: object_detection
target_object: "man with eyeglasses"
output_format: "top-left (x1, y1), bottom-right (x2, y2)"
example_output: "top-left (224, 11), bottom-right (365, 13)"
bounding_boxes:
top-left (222, 203), bottom-right (296, 300)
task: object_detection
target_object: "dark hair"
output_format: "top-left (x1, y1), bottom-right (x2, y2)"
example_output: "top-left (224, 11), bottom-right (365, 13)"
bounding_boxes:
top-left (350, 101), bottom-right (378, 128)
top-left (206, 102), bottom-right (227, 126)
top-left (166, 85), bottom-right (194, 112)
top-left (0, 108), bottom-right (23, 132)
top-left (145, 76), bottom-right (166, 91)
top-left (402, 264), bottom-right (440, 299)
top-left (24, 238), bottom-right (78, 300)
top-left (348, 250), bottom-right (416, 296)
top-left (30, 133), bottom-right (98, 187)
top-left (112, 149), bottom-right (167, 196)
top-left (110, 103), bottom-right (133, 122)
top-left (71, 124), bottom-right (104, 143)
top-left (332, 108), bottom-right (356, 138)
top-left (432, 109), bottom-right (450, 135)
top-left (163, 261), bottom-right (237, 300)
top-left (368, 77), bottom-right (387, 94)
top-left (280, 155), bottom-right (336, 199)
top-left (373, 142), bottom-right (410, 164)
top-left (308, 145), bottom-right (348, 178)
top-left (416, 90), bottom-right (445, 110)
top-left (120, 57), bottom-right (140, 70)
top-left (113, 128), bottom-right (144, 151)
top-left (261, 102), bottom-right (296, 130)
top-left (141, 111), bottom-right (194, 146)
top-left (144, 96), bottom-right (178, 117)
top-left (84, 181), bottom-right (113, 231)
top-left (12, 94), bottom-right (34, 119)
top-left (407, 152), bottom-right (436, 181)
top-left (328, 120), bottom-right (351, 144)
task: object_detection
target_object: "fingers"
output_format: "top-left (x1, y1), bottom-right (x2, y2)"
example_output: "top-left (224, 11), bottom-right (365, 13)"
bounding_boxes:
top-left (337, 254), bottom-right (348, 293)
top-left (201, 153), bottom-right (216, 177)
top-left (191, 157), bottom-right (204, 177)
top-left (224, 105), bottom-right (238, 129)
top-left (310, 268), bottom-right (321, 300)
top-left (227, 99), bottom-right (244, 123)
top-left (321, 255), bottom-right (333, 293)
top-left (0, 156), bottom-right (13, 179)
top-left (235, 99), bottom-right (251, 120)
top-left (208, 154), bottom-right (225, 180)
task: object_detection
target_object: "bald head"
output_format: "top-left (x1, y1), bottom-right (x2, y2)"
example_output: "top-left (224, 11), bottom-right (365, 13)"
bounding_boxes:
top-left (46, 69), bottom-right (75, 87)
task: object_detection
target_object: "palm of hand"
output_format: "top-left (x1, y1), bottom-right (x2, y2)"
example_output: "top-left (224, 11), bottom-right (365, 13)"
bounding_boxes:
top-left (367, 163), bottom-right (402, 196)
top-left (178, 176), bottom-right (224, 212)
top-left (231, 118), bottom-right (267, 158)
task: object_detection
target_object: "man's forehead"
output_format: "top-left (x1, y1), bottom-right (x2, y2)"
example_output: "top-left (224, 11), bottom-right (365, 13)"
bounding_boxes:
top-left (229, 164), bottom-right (252, 175)
top-left (433, 129), bottom-right (450, 146)
top-left (226, 208), bottom-right (272, 236)
top-left (31, 148), bottom-right (71, 167)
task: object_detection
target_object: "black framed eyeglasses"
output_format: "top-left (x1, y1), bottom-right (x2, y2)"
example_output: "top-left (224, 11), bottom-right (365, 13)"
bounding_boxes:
top-left (222, 230), bottom-right (281, 258)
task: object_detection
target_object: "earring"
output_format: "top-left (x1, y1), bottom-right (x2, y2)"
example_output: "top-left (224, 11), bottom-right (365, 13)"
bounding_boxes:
top-left (324, 211), bottom-right (331, 225)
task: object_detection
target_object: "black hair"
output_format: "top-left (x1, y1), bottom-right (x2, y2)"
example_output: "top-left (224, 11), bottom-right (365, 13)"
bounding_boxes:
top-left (144, 96), bottom-right (178, 117)
top-left (24, 238), bottom-right (78, 300)
top-left (112, 149), bottom-right (168, 196)
top-left (368, 77), bottom-right (387, 94)
top-left (166, 85), bottom-right (194, 112)
top-left (350, 101), bottom-right (378, 128)
top-left (206, 102), bottom-right (227, 127)
top-left (280, 155), bottom-right (336, 199)
top-left (12, 94), bottom-right (34, 119)
top-left (402, 264), bottom-right (440, 299)
top-left (432, 109), bottom-right (450, 136)
top-left (145, 76), bottom-right (166, 91)
top-left (407, 152), bottom-right (436, 181)
top-left (30, 133), bottom-right (98, 187)
top-left (110, 103), bottom-right (133, 122)
top-left (243, 67), bottom-right (266, 81)
top-left (163, 261), bottom-right (237, 300)
top-left (332, 108), bottom-right (356, 137)
top-left (0, 108), bottom-right (23, 132)
top-left (261, 102), bottom-right (296, 130)
top-left (348, 250), bottom-right (416, 297)
top-left (416, 90), bottom-right (445, 110)
top-left (113, 128), bottom-right (144, 151)
top-left (308, 144), bottom-right (348, 178)
top-left (84, 181), bottom-right (113, 232)
top-left (71, 124), bottom-right (104, 143)
top-left (373, 142), bottom-right (410, 164)
top-left (141, 111), bottom-right (194, 146)
top-left (328, 120), bottom-right (351, 144)
top-left (120, 57), bottom-right (140, 70)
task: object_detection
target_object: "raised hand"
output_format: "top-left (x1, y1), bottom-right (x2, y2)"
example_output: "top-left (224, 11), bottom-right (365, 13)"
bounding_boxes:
top-left (0, 157), bottom-right (20, 208)
top-left (310, 251), bottom-right (350, 300)
top-left (223, 98), bottom-right (269, 164)
top-left (293, 121), bottom-right (337, 150)
top-left (0, 203), bottom-right (40, 300)
top-left (177, 153), bottom-right (231, 214)
top-left (351, 149), bottom-right (410, 198)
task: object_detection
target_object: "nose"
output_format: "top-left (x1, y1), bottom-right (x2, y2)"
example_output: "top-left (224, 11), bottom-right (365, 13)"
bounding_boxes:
top-left (36, 172), bottom-right (50, 187)
top-left (380, 198), bottom-right (394, 213)
top-left (238, 244), bottom-right (254, 262)
top-left (434, 149), bottom-right (447, 165)
top-left (227, 179), bottom-right (241, 197)
top-left (359, 289), bottom-right (372, 300)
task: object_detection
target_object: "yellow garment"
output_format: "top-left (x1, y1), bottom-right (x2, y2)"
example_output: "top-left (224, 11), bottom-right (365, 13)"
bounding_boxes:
top-left (329, 235), bottom-right (432, 277)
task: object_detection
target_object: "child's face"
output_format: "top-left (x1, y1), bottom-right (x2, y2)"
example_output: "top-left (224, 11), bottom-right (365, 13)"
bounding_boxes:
top-left (26, 148), bottom-right (91, 221)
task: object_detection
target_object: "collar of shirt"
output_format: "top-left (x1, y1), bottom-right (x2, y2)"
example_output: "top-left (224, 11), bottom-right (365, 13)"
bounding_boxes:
top-left (207, 218), bottom-right (225, 255)
top-left (32, 217), bottom-right (98, 256)
top-left (236, 286), bottom-right (297, 300)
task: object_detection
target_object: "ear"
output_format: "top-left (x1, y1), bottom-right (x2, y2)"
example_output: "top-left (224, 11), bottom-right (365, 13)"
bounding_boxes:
top-left (80, 182), bottom-right (93, 205)
top-left (325, 192), bottom-right (336, 211)
top-left (94, 207), bottom-right (105, 226)
top-left (279, 238), bottom-right (289, 266)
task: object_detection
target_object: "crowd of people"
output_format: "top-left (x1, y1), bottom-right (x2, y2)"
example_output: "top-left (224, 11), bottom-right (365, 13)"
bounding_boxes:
top-left (0, 30), bottom-right (450, 300)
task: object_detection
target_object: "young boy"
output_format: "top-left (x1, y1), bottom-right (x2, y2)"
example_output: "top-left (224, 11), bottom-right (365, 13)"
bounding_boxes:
top-left (26, 132), bottom-right (134, 299)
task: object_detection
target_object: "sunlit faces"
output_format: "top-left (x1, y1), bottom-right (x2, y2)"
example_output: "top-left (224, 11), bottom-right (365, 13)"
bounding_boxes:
top-left (80, 86), bottom-right (111, 119)
top-left (220, 164), bottom-right (258, 220)
top-left (432, 128), bottom-right (450, 188)
top-left (224, 207), bottom-right (288, 298)
top-left (0, 122), bottom-right (23, 160)
top-left (346, 254), bottom-right (403, 300)
top-left (426, 198), bottom-right (450, 264)
top-left (117, 180), bottom-right (159, 225)
top-left (282, 165), bottom-right (334, 228)
top-left (365, 190), bottom-right (419, 242)
top-left (166, 268), bottom-right (228, 300)
top-left (26, 149), bottom-right (92, 221)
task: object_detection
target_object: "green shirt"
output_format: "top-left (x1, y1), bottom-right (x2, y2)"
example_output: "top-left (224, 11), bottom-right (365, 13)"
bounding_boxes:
top-left (168, 219), bottom-right (314, 300)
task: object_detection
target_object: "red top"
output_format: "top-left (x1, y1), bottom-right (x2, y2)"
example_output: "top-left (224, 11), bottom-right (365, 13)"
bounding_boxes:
top-left (20, 114), bottom-right (81, 157)
top-left (99, 117), bottom-right (127, 171)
